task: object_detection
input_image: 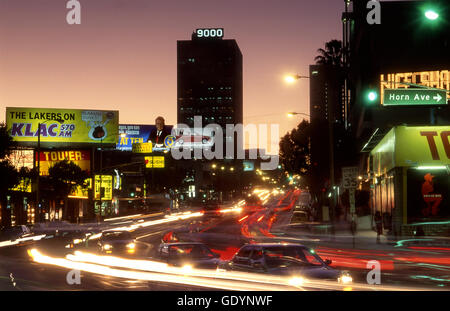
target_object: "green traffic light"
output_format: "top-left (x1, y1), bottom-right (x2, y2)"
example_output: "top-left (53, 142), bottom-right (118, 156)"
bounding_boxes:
top-left (367, 91), bottom-right (378, 102)
top-left (425, 10), bottom-right (439, 20)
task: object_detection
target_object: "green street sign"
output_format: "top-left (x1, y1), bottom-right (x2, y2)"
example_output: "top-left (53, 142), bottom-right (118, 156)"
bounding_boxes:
top-left (383, 89), bottom-right (448, 106)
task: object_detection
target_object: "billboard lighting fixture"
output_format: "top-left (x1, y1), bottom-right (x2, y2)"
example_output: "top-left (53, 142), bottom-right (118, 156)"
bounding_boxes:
top-left (416, 166), bottom-right (447, 170)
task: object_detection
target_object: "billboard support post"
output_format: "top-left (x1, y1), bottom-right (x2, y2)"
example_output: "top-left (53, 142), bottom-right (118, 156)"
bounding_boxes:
top-left (36, 122), bottom-right (41, 223)
top-left (99, 137), bottom-right (102, 221)
top-left (36, 118), bottom-right (65, 223)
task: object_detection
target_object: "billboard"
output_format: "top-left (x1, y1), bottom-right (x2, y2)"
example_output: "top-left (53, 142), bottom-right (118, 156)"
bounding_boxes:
top-left (132, 142), bottom-right (153, 154)
top-left (94, 175), bottom-right (113, 200)
top-left (380, 70), bottom-right (450, 103)
top-left (395, 126), bottom-right (450, 166)
top-left (117, 124), bottom-right (214, 151)
top-left (117, 124), bottom-right (173, 151)
top-left (371, 126), bottom-right (450, 174)
top-left (145, 156), bottom-right (165, 168)
top-left (407, 168), bottom-right (449, 223)
top-left (37, 150), bottom-right (90, 176)
top-left (6, 107), bottom-right (119, 145)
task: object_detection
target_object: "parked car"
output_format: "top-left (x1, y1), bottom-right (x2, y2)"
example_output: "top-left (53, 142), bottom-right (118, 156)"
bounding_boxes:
top-left (97, 230), bottom-right (149, 256)
top-left (157, 242), bottom-right (221, 269)
top-left (219, 243), bottom-right (352, 284)
top-left (0, 225), bottom-right (32, 242)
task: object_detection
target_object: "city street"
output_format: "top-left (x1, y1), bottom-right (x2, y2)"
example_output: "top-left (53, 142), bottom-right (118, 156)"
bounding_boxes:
top-left (1, 189), bottom-right (449, 291)
top-left (1, 0), bottom-right (449, 296)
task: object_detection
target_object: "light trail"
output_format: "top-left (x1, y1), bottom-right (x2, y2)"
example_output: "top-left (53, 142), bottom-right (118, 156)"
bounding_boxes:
top-left (27, 249), bottom-right (441, 291)
top-left (28, 249), bottom-right (299, 291)
top-left (0, 234), bottom-right (47, 248)
top-left (105, 211), bottom-right (204, 232)
top-left (104, 214), bottom-right (143, 222)
top-left (238, 215), bottom-right (249, 223)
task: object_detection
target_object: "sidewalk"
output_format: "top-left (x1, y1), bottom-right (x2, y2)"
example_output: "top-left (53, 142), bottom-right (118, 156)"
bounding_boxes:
top-left (272, 221), bottom-right (450, 250)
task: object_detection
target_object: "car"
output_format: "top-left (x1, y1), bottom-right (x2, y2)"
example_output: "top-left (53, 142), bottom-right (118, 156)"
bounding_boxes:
top-left (0, 225), bottom-right (32, 242)
top-left (219, 243), bottom-right (352, 284)
top-left (245, 194), bottom-right (262, 206)
top-left (290, 211), bottom-right (309, 224)
top-left (157, 242), bottom-right (221, 269)
top-left (201, 201), bottom-right (223, 218)
top-left (63, 230), bottom-right (98, 249)
top-left (294, 203), bottom-right (309, 211)
top-left (97, 230), bottom-right (149, 256)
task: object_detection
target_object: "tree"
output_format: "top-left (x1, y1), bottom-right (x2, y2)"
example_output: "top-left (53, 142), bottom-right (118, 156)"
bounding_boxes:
top-left (0, 161), bottom-right (19, 227)
top-left (314, 39), bottom-right (344, 68)
top-left (47, 160), bottom-right (89, 221)
top-left (0, 123), bottom-right (19, 227)
top-left (0, 122), bottom-right (16, 159)
top-left (279, 120), bottom-right (311, 186)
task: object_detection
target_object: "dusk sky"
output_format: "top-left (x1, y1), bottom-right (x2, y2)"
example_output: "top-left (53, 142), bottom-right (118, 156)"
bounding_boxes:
top-left (0, 0), bottom-right (344, 153)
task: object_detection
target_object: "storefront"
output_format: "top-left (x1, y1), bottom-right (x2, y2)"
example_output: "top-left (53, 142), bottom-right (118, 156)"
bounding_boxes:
top-left (5, 107), bottom-right (119, 225)
top-left (370, 125), bottom-right (450, 236)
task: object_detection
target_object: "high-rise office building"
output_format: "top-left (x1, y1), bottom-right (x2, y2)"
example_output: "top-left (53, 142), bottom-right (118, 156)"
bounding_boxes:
top-left (177, 28), bottom-right (243, 138)
top-left (177, 29), bottom-right (243, 200)
top-left (309, 64), bottom-right (349, 196)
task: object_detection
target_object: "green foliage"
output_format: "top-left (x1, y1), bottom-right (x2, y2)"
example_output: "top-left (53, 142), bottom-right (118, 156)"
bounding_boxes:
top-left (0, 160), bottom-right (20, 192)
top-left (48, 160), bottom-right (89, 199)
top-left (0, 122), bottom-right (16, 159)
top-left (314, 40), bottom-right (345, 68)
top-left (279, 120), bottom-right (311, 177)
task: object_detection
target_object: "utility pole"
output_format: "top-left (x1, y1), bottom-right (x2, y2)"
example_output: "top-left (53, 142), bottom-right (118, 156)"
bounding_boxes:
top-left (327, 91), bottom-right (336, 234)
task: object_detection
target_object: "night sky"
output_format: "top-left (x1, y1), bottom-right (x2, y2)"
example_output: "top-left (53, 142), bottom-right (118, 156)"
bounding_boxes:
top-left (0, 0), bottom-right (345, 153)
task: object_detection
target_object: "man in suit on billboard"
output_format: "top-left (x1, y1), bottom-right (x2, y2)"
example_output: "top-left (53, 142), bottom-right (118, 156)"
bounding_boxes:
top-left (147, 116), bottom-right (170, 147)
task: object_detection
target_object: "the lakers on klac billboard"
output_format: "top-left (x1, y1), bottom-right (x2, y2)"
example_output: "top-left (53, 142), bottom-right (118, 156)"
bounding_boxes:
top-left (6, 107), bottom-right (119, 145)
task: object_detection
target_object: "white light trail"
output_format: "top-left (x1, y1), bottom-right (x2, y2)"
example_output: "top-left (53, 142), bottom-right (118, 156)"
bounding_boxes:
top-left (28, 249), bottom-right (437, 291)
top-left (0, 234), bottom-right (46, 248)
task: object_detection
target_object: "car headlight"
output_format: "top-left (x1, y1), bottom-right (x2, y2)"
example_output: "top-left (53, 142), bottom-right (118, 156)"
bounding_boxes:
top-left (289, 276), bottom-right (306, 287)
top-left (103, 244), bottom-right (112, 250)
top-left (181, 264), bottom-right (193, 274)
top-left (126, 243), bottom-right (136, 250)
top-left (338, 274), bottom-right (353, 284)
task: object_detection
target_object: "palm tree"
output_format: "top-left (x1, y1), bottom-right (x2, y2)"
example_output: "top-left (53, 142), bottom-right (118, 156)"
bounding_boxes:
top-left (314, 40), bottom-right (344, 68)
